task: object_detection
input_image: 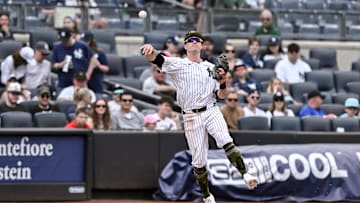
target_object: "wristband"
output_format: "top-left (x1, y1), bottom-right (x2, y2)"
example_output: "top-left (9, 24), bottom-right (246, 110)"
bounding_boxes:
top-left (220, 82), bottom-right (226, 89)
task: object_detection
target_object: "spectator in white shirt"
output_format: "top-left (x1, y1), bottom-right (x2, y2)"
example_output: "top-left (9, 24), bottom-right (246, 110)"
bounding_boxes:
top-left (275, 43), bottom-right (311, 84)
top-left (142, 65), bottom-right (176, 97)
top-left (243, 89), bottom-right (266, 117)
top-left (153, 96), bottom-right (181, 131)
top-left (265, 92), bottom-right (295, 125)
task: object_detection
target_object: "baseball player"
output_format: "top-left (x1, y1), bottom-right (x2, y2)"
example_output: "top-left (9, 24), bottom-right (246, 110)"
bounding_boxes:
top-left (141, 31), bottom-right (258, 203)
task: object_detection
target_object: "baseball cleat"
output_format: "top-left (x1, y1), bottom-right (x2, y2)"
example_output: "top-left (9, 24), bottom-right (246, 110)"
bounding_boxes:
top-left (243, 173), bottom-right (258, 190)
top-left (203, 193), bottom-right (216, 203)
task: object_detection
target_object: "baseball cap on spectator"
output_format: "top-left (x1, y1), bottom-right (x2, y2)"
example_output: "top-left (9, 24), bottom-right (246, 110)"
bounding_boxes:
top-left (80, 31), bottom-right (94, 42)
top-left (58, 28), bottom-right (72, 41)
top-left (307, 90), bottom-right (325, 100)
top-left (273, 91), bottom-right (284, 101)
top-left (73, 71), bottom-right (87, 82)
top-left (7, 74), bottom-right (17, 82)
top-left (166, 36), bottom-right (179, 45)
top-left (234, 63), bottom-right (247, 71)
top-left (20, 47), bottom-right (36, 65)
top-left (344, 98), bottom-right (359, 108)
top-left (113, 89), bottom-right (124, 95)
top-left (34, 41), bottom-right (50, 55)
top-left (38, 85), bottom-right (51, 95)
top-left (7, 82), bottom-right (22, 94)
top-left (184, 30), bottom-right (204, 42)
top-left (268, 36), bottom-right (280, 46)
top-left (144, 114), bottom-right (159, 125)
top-left (247, 88), bottom-right (260, 96)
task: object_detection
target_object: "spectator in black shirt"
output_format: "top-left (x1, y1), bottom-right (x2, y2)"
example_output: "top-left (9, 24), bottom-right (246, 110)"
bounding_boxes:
top-left (0, 82), bottom-right (25, 112)
top-left (30, 85), bottom-right (58, 114)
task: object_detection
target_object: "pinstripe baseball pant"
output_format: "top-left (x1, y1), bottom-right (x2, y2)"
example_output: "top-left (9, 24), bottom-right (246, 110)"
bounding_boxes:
top-left (183, 105), bottom-right (233, 168)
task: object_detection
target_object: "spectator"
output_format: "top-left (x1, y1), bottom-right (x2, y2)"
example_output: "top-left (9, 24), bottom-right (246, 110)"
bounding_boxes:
top-left (0, 12), bottom-right (13, 40)
top-left (73, 87), bottom-right (92, 110)
top-left (265, 92), bottom-right (294, 125)
top-left (142, 65), bottom-right (176, 97)
top-left (80, 31), bottom-right (109, 96)
top-left (266, 77), bottom-right (294, 104)
top-left (162, 36), bottom-right (180, 57)
top-left (201, 36), bottom-right (217, 64)
top-left (275, 43), bottom-right (311, 84)
top-left (108, 88), bottom-right (138, 114)
top-left (340, 98), bottom-right (359, 119)
top-left (143, 114), bottom-right (159, 132)
top-left (1, 75), bottom-right (31, 102)
top-left (1, 47), bottom-right (36, 86)
top-left (65, 107), bottom-right (91, 128)
top-left (263, 36), bottom-right (286, 61)
top-left (25, 41), bottom-right (51, 89)
top-left (153, 96), bottom-right (181, 131)
top-left (243, 89), bottom-right (266, 117)
top-left (299, 90), bottom-right (336, 119)
top-left (242, 37), bottom-right (263, 70)
top-left (63, 16), bottom-right (81, 40)
top-left (225, 71), bottom-right (235, 92)
top-left (0, 82), bottom-right (26, 112)
top-left (88, 98), bottom-right (111, 130)
top-left (52, 28), bottom-right (97, 89)
top-left (111, 91), bottom-right (144, 130)
top-left (255, 9), bottom-right (280, 36)
top-left (223, 43), bottom-right (242, 71)
top-left (57, 71), bottom-right (96, 102)
top-left (29, 85), bottom-right (58, 114)
top-left (220, 90), bottom-right (244, 130)
top-left (233, 63), bottom-right (261, 96)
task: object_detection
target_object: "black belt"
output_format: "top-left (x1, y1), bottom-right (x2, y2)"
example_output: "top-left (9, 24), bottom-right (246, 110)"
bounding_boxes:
top-left (182, 103), bottom-right (215, 114)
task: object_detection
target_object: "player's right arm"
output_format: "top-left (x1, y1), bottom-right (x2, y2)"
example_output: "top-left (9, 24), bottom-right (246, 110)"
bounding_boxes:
top-left (141, 44), bottom-right (164, 67)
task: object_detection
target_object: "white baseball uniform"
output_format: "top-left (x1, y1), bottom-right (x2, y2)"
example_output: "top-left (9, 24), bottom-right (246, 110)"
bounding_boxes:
top-left (162, 57), bottom-right (233, 168)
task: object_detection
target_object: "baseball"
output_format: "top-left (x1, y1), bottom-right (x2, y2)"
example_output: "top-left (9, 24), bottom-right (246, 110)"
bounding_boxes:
top-left (138, 10), bottom-right (147, 19)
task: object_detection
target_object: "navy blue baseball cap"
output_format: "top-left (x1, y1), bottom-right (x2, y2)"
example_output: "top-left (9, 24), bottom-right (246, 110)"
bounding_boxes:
top-left (166, 36), bottom-right (179, 45)
top-left (81, 31), bottom-right (94, 42)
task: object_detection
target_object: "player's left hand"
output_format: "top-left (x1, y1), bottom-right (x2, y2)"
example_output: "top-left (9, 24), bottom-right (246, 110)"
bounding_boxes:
top-left (217, 68), bottom-right (226, 84)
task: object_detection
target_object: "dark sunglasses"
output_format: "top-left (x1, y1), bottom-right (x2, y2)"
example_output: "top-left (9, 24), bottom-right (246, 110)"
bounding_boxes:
top-left (9, 92), bottom-right (21, 96)
top-left (121, 99), bottom-right (133, 103)
top-left (185, 37), bottom-right (203, 43)
top-left (41, 94), bottom-right (50, 98)
top-left (227, 98), bottom-right (238, 102)
top-left (251, 96), bottom-right (260, 100)
top-left (261, 17), bottom-right (271, 21)
top-left (347, 107), bottom-right (358, 110)
top-left (96, 104), bottom-right (106, 108)
top-left (274, 99), bottom-right (284, 102)
top-left (225, 49), bottom-right (235, 53)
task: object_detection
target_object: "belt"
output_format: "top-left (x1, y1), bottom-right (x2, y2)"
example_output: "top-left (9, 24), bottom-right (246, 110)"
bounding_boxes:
top-left (182, 103), bottom-right (216, 114)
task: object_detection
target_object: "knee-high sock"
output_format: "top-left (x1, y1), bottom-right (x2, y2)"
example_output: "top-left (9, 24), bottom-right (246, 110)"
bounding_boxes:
top-left (193, 166), bottom-right (210, 198)
top-left (223, 142), bottom-right (247, 175)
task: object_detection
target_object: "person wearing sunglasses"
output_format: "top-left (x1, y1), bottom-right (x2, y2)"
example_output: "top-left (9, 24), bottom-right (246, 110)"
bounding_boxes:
top-left (340, 98), bottom-right (359, 119)
top-left (222, 43), bottom-right (242, 71)
top-left (0, 82), bottom-right (26, 113)
top-left (141, 31), bottom-right (258, 203)
top-left (255, 9), bottom-right (280, 36)
top-left (30, 85), bottom-right (59, 114)
top-left (233, 63), bottom-right (261, 96)
top-left (220, 90), bottom-right (244, 130)
top-left (111, 91), bottom-right (144, 131)
top-left (243, 89), bottom-right (266, 117)
top-left (88, 98), bottom-right (111, 130)
top-left (265, 92), bottom-right (294, 125)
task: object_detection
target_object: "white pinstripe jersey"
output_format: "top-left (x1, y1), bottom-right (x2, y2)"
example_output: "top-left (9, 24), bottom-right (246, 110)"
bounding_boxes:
top-left (162, 57), bottom-right (219, 111)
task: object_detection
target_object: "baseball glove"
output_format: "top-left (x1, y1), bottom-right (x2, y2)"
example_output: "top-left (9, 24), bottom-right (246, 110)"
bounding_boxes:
top-left (212, 54), bottom-right (229, 81)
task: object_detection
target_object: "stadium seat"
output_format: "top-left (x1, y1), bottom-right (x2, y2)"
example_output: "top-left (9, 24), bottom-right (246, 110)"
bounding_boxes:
top-left (351, 60), bottom-right (360, 72)
top-left (92, 29), bottom-right (117, 53)
top-left (256, 35), bottom-right (273, 47)
top-left (155, 20), bottom-right (180, 31)
top-left (259, 93), bottom-right (273, 104)
top-left (105, 54), bottom-right (125, 78)
top-left (214, 16), bottom-right (240, 32)
top-left (271, 116), bottom-right (301, 131)
top-left (29, 28), bottom-right (58, 50)
top-left (237, 117), bottom-right (269, 131)
top-left (322, 24), bottom-right (340, 36)
top-left (309, 48), bottom-right (338, 70)
top-left (95, 0), bottom-right (117, 7)
top-left (263, 59), bottom-right (281, 70)
top-left (305, 70), bottom-right (335, 93)
top-left (202, 33), bottom-right (227, 55)
top-left (258, 103), bottom-right (271, 112)
top-left (19, 100), bottom-right (38, 112)
top-left (98, 42), bottom-right (112, 53)
top-left (55, 101), bottom-right (76, 120)
top-left (346, 81), bottom-right (360, 95)
top-left (290, 82), bottom-right (318, 103)
top-left (303, 0), bottom-right (327, 10)
top-left (328, 0), bottom-right (350, 11)
top-left (249, 69), bottom-right (275, 83)
top-left (128, 18), bottom-right (145, 30)
top-left (144, 32), bottom-right (170, 50)
top-left (279, 0), bottom-right (303, 9)
top-left (109, 78), bottom-right (143, 90)
top-left (303, 58), bottom-right (320, 70)
top-left (301, 117), bottom-right (331, 131)
top-left (0, 40), bottom-right (22, 60)
top-left (334, 71), bottom-right (360, 93)
top-left (34, 112), bottom-right (68, 127)
top-left (332, 93), bottom-right (359, 105)
top-left (321, 104), bottom-right (345, 116)
top-left (331, 117), bottom-right (360, 132)
top-left (123, 55), bottom-right (151, 78)
top-left (288, 104), bottom-right (304, 116)
top-left (140, 108), bottom-right (157, 116)
top-left (278, 22), bottom-right (294, 34)
top-left (1, 111), bottom-right (33, 128)
top-left (298, 24), bottom-right (321, 35)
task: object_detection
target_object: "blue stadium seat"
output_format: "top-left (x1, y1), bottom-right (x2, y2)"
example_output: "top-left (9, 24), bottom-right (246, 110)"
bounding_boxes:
top-left (34, 112), bottom-right (68, 127)
top-left (331, 117), bottom-right (360, 132)
top-left (237, 117), bottom-right (269, 131)
top-left (305, 70), bottom-right (335, 93)
top-left (334, 71), bottom-right (360, 93)
top-left (309, 48), bottom-right (338, 70)
top-left (321, 104), bottom-right (344, 116)
top-left (302, 116), bottom-right (331, 131)
top-left (271, 116), bottom-right (301, 131)
top-left (1, 111), bottom-right (33, 128)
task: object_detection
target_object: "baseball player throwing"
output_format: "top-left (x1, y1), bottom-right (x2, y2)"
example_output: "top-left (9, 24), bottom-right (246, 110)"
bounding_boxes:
top-left (141, 31), bottom-right (258, 203)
